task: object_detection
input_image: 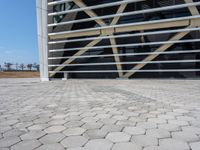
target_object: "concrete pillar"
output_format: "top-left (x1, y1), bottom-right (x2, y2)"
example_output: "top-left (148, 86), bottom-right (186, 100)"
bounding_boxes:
top-left (36, 0), bottom-right (49, 81)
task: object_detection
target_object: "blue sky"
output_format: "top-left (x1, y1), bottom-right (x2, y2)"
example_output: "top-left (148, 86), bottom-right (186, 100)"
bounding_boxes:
top-left (0, 0), bottom-right (39, 66)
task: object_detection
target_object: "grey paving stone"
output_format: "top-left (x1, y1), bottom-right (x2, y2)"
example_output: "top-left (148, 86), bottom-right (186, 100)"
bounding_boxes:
top-left (146, 129), bottom-right (170, 138)
top-left (39, 133), bottom-right (65, 144)
top-left (20, 131), bottom-right (46, 140)
top-left (123, 127), bottom-right (145, 135)
top-left (63, 127), bottom-right (86, 136)
top-left (0, 136), bottom-right (21, 148)
top-left (28, 124), bottom-right (49, 131)
top-left (106, 132), bottom-right (130, 143)
top-left (190, 142), bottom-right (200, 150)
top-left (112, 142), bottom-right (142, 150)
top-left (158, 124), bottom-right (180, 132)
top-left (131, 135), bottom-right (158, 147)
top-left (10, 140), bottom-right (41, 150)
top-left (84, 139), bottom-right (113, 150)
top-left (171, 131), bottom-right (199, 142)
top-left (36, 143), bottom-right (65, 150)
top-left (61, 136), bottom-right (88, 148)
top-left (159, 138), bottom-right (190, 150)
top-left (44, 125), bottom-right (66, 133)
top-left (101, 125), bottom-right (123, 132)
top-left (1, 79), bottom-right (200, 150)
top-left (84, 129), bottom-right (108, 139)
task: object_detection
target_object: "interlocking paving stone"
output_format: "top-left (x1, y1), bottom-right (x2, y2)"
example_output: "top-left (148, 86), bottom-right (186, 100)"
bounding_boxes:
top-left (0, 136), bottom-right (21, 148)
top-left (112, 142), bottom-right (142, 150)
top-left (123, 127), bottom-right (145, 135)
top-left (189, 142), bottom-right (200, 150)
top-left (146, 129), bottom-right (170, 139)
top-left (20, 131), bottom-right (46, 140)
top-left (1, 79), bottom-right (200, 150)
top-left (106, 132), bottom-right (131, 143)
top-left (84, 139), bottom-right (113, 150)
top-left (159, 138), bottom-right (190, 150)
top-left (131, 135), bottom-right (158, 147)
top-left (35, 143), bottom-right (65, 150)
top-left (44, 125), bottom-right (66, 133)
top-left (39, 133), bottom-right (65, 144)
top-left (84, 129), bottom-right (108, 139)
top-left (171, 131), bottom-right (199, 142)
top-left (63, 127), bottom-right (86, 136)
top-left (10, 140), bottom-right (41, 150)
top-left (61, 136), bottom-right (88, 148)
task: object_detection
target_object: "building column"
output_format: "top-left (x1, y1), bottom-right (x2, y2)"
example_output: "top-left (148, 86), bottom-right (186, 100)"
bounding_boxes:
top-left (36, 0), bottom-right (49, 81)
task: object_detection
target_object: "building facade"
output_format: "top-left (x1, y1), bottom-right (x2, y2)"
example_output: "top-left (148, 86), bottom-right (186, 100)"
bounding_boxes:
top-left (37, 0), bottom-right (200, 81)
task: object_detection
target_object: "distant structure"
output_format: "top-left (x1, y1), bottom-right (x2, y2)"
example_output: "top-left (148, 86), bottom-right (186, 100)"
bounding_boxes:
top-left (36, 0), bottom-right (200, 81)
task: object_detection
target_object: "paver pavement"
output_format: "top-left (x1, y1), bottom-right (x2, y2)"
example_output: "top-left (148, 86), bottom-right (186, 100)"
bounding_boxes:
top-left (0, 78), bottom-right (200, 150)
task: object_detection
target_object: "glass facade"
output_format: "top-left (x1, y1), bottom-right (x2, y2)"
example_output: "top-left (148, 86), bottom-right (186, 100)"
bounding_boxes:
top-left (40, 0), bottom-right (200, 79)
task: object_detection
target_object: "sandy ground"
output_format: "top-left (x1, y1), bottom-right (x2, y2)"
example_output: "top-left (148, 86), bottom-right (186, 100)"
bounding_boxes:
top-left (0, 71), bottom-right (40, 78)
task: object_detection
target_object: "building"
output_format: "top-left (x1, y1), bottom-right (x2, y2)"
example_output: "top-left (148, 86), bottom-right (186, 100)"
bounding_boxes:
top-left (36, 0), bottom-right (200, 81)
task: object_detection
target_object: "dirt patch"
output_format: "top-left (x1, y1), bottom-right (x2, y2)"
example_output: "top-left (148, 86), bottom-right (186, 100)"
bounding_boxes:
top-left (0, 72), bottom-right (40, 78)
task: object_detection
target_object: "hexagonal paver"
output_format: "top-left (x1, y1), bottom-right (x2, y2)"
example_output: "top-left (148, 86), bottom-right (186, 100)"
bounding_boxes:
top-left (67, 147), bottom-right (86, 150)
top-left (44, 126), bottom-right (66, 133)
top-left (84, 139), bottom-right (113, 150)
top-left (63, 127), bottom-right (86, 136)
top-left (190, 142), bottom-right (200, 150)
top-left (61, 136), bottom-right (88, 148)
top-left (146, 129), bottom-right (170, 138)
top-left (131, 135), bottom-right (158, 147)
top-left (82, 122), bottom-right (103, 130)
top-left (10, 140), bottom-right (41, 150)
top-left (39, 133), bottom-right (65, 144)
top-left (123, 127), bottom-right (145, 135)
top-left (0, 136), bottom-right (21, 148)
top-left (159, 138), bottom-right (190, 150)
top-left (3, 129), bottom-right (26, 137)
top-left (171, 131), bottom-right (199, 142)
top-left (106, 132), bottom-right (130, 143)
top-left (101, 125), bottom-right (123, 132)
top-left (20, 131), bottom-right (46, 140)
top-left (28, 124), bottom-right (49, 131)
top-left (36, 143), bottom-right (65, 150)
top-left (64, 121), bottom-right (84, 128)
top-left (84, 129), bottom-right (108, 139)
top-left (158, 124), bottom-right (180, 132)
top-left (112, 142), bottom-right (142, 150)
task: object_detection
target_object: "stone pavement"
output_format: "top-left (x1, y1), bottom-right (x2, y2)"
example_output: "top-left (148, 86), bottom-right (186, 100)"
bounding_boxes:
top-left (0, 78), bottom-right (200, 150)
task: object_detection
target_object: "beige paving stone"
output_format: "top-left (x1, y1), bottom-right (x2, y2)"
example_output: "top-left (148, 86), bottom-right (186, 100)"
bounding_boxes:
top-left (84, 139), bottom-right (113, 150)
top-left (106, 132), bottom-right (130, 143)
top-left (61, 136), bottom-right (88, 148)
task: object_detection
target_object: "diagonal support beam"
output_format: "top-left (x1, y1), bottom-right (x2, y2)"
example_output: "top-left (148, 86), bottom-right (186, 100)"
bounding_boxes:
top-left (109, 4), bottom-right (128, 77)
top-left (122, 30), bottom-right (190, 78)
top-left (50, 39), bottom-right (102, 77)
top-left (72, 0), bottom-right (106, 26)
top-left (184, 0), bottom-right (200, 15)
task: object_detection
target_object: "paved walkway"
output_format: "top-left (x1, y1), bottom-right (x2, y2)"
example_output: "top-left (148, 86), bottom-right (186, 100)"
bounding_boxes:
top-left (0, 78), bottom-right (200, 150)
